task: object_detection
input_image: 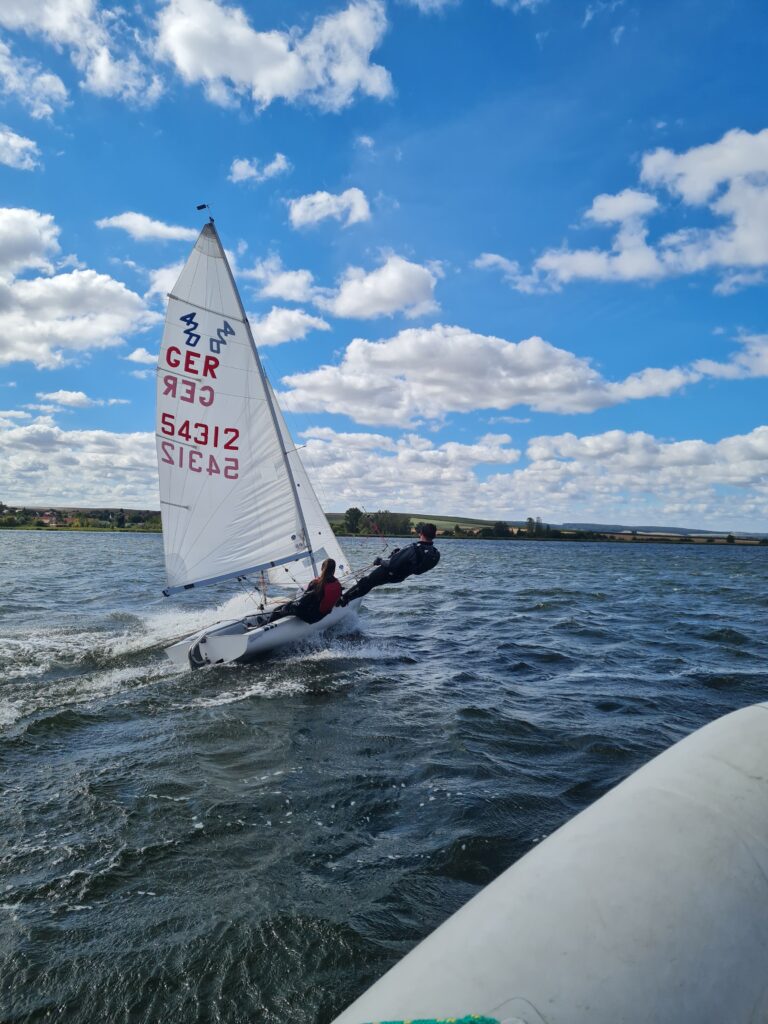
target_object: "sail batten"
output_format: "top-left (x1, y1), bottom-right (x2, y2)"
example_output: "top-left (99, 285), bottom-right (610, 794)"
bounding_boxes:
top-left (155, 221), bottom-right (344, 595)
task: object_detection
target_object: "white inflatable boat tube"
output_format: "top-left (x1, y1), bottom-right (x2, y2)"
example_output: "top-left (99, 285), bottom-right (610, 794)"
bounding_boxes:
top-left (331, 702), bottom-right (768, 1024)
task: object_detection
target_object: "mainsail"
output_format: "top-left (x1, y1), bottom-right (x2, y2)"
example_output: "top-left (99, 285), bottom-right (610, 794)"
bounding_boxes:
top-left (155, 221), bottom-right (347, 596)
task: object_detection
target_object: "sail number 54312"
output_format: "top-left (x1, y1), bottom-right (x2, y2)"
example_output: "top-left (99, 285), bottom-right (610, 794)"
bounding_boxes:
top-left (160, 441), bottom-right (238, 479)
top-left (160, 413), bottom-right (239, 450)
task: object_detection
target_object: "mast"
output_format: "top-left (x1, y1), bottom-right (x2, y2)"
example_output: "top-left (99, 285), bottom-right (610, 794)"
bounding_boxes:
top-left (209, 219), bottom-right (318, 579)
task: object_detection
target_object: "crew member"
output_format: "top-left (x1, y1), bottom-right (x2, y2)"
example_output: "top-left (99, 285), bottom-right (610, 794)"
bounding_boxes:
top-left (340, 523), bottom-right (440, 606)
top-left (266, 558), bottom-right (342, 625)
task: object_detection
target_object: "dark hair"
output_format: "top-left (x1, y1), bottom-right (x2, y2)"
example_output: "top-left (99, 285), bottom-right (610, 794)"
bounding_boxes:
top-left (418, 523), bottom-right (437, 541)
top-left (317, 558), bottom-right (336, 586)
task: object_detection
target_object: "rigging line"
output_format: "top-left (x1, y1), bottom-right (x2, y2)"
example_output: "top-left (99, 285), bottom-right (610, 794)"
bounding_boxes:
top-left (235, 575), bottom-right (263, 611)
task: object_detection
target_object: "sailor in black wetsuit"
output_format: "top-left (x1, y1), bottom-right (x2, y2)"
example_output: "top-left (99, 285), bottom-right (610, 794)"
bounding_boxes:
top-left (339, 523), bottom-right (440, 606)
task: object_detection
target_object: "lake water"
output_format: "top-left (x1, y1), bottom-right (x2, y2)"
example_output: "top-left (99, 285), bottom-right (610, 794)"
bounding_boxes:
top-left (1, 531), bottom-right (766, 1022)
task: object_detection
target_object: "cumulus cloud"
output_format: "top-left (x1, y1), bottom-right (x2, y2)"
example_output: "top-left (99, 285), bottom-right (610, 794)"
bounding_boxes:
top-left (400, 0), bottom-right (544, 10)
top-left (693, 333), bottom-right (768, 381)
top-left (512, 426), bottom-right (768, 526)
top-left (0, 415), bottom-right (158, 507)
top-left (0, 0), bottom-right (162, 104)
top-left (0, 207), bottom-right (60, 277)
top-left (35, 389), bottom-right (129, 407)
top-left (481, 127), bottom-right (768, 294)
top-left (124, 347), bottom-right (158, 365)
top-left (278, 323), bottom-right (703, 426)
top-left (287, 187), bottom-right (371, 229)
top-left (473, 252), bottom-right (521, 280)
top-left (145, 261), bottom-right (185, 302)
top-left (2, 405), bottom-right (765, 530)
top-left (250, 306), bottom-right (330, 347)
top-left (292, 421), bottom-right (768, 531)
top-left (316, 254), bottom-right (440, 319)
top-left (1, 269), bottom-right (158, 368)
top-left (155, 0), bottom-right (392, 112)
top-left (399, 0), bottom-right (460, 12)
top-left (295, 424), bottom-right (521, 514)
top-left (241, 255), bottom-right (318, 303)
top-left (0, 208), bottom-right (157, 367)
top-left (228, 152), bottom-right (291, 184)
top-left (0, 39), bottom-right (68, 119)
top-left (0, 125), bottom-right (42, 171)
top-left (96, 212), bottom-right (197, 242)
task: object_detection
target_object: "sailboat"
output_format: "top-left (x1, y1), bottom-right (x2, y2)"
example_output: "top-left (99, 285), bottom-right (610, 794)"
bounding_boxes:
top-left (156, 219), bottom-right (361, 670)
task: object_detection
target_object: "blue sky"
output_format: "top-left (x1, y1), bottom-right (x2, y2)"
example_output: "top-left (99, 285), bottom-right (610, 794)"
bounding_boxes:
top-left (0, 0), bottom-right (766, 530)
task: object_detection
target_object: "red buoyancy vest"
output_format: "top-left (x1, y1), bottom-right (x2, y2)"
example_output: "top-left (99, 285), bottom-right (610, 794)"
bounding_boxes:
top-left (318, 578), bottom-right (342, 615)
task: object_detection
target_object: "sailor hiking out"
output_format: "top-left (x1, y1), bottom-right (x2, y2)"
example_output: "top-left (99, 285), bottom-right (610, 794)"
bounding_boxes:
top-left (340, 523), bottom-right (440, 606)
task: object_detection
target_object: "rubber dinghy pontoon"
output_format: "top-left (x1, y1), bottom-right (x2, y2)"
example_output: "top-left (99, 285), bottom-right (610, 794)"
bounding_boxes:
top-left (331, 702), bottom-right (768, 1024)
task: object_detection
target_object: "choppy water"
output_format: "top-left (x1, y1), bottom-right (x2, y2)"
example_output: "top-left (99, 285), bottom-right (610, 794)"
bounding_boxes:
top-left (1, 531), bottom-right (766, 1023)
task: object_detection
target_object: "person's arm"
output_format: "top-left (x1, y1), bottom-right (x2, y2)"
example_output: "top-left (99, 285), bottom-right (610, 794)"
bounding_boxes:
top-left (386, 543), bottom-right (419, 576)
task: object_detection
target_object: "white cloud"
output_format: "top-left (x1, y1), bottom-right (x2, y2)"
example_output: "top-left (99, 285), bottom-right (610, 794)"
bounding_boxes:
top-left (693, 333), bottom-right (768, 381)
top-left (399, 0), bottom-right (460, 11)
top-left (124, 347), bottom-right (158, 365)
top-left (0, 416), bottom-right (158, 507)
top-left (355, 134), bottom-right (375, 149)
top-left (487, 127), bottom-right (768, 293)
top-left (0, 269), bottom-right (158, 368)
top-left (35, 389), bottom-right (129, 408)
top-left (586, 189), bottom-right (658, 223)
top-left (295, 424), bottom-right (521, 515)
top-left (292, 421), bottom-right (768, 532)
top-left (241, 255), bottom-right (318, 303)
top-left (288, 187), bottom-right (371, 229)
top-left (0, 210), bottom-right (157, 367)
top-left (145, 261), bottom-right (184, 302)
top-left (228, 152), bottom-right (291, 184)
top-left (250, 306), bottom-right (330, 347)
top-left (473, 252), bottom-right (521, 280)
top-left (492, 0), bottom-right (548, 9)
top-left (0, 0), bottom-right (162, 104)
top-left (278, 323), bottom-right (703, 426)
top-left (641, 127), bottom-right (768, 204)
top-left (0, 125), bottom-right (42, 171)
top-left (317, 254), bottom-right (440, 319)
top-left (0, 39), bottom-right (68, 119)
top-left (96, 212), bottom-right (197, 242)
top-left (713, 270), bottom-right (766, 296)
top-left (0, 207), bottom-right (60, 277)
top-left (514, 426), bottom-right (768, 525)
top-left (155, 0), bottom-right (392, 112)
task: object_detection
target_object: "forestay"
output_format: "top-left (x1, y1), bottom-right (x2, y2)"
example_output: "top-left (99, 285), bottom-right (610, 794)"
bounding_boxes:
top-left (155, 222), bottom-right (343, 595)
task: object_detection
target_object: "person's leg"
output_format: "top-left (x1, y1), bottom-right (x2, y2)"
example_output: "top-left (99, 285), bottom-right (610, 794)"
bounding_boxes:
top-left (341, 564), bottom-right (389, 604)
top-left (265, 601), bottom-right (297, 623)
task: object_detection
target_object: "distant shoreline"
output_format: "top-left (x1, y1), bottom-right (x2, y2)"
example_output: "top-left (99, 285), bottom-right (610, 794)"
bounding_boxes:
top-left (1, 525), bottom-right (763, 546)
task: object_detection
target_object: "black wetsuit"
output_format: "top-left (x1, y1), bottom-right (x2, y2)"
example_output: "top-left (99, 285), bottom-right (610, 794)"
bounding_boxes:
top-left (342, 540), bottom-right (440, 603)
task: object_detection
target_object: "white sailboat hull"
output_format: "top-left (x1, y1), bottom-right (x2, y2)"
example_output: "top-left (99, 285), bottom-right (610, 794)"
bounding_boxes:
top-left (164, 599), bottom-right (362, 670)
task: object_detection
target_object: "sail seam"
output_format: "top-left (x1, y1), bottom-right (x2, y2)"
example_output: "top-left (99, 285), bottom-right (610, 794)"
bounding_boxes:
top-left (166, 294), bottom-right (247, 322)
